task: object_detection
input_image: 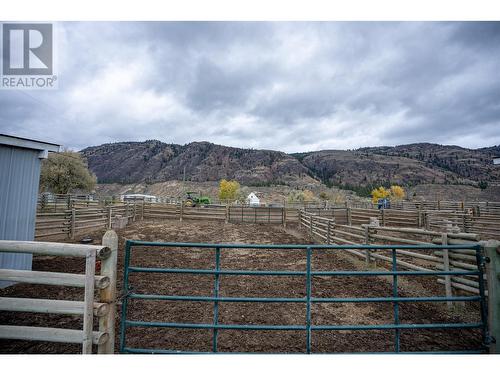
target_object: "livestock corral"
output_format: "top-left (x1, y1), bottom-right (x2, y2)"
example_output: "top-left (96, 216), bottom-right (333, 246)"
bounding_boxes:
top-left (1, 198), bottom-right (499, 354)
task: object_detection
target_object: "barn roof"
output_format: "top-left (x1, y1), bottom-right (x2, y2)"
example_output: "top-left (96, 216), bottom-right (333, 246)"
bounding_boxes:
top-left (0, 133), bottom-right (60, 153)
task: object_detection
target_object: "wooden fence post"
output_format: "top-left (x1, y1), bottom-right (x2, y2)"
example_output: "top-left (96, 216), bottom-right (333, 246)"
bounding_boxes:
top-left (347, 207), bottom-right (352, 226)
top-left (141, 201), bottom-right (145, 220)
top-left (484, 240), bottom-right (500, 353)
top-left (309, 214), bottom-right (313, 237)
top-left (133, 202), bottom-right (137, 221)
top-left (225, 204), bottom-right (229, 224)
top-left (70, 208), bottom-right (76, 239)
top-left (283, 201), bottom-right (287, 228)
top-left (40, 194), bottom-right (46, 211)
top-left (441, 233), bottom-right (453, 309)
top-left (424, 212), bottom-right (430, 230)
top-left (179, 201), bottom-right (183, 222)
top-left (82, 250), bottom-right (96, 354)
top-left (326, 220), bottom-right (331, 244)
top-left (98, 230), bottom-right (118, 354)
top-left (381, 209), bottom-right (385, 226)
top-left (107, 206), bottom-right (112, 230)
top-left (364, 225), bottom-right (370, 265)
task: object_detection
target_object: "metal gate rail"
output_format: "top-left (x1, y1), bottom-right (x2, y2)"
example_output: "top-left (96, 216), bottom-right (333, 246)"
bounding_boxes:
top-left (120, 241), bottom-right (488, 354)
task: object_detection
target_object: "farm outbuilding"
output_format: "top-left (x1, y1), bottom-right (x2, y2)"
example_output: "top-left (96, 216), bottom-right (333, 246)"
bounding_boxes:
top-left (246, 192), bottom-right (260, 206)
top-left (0, 134), bottom-right (60, 287)
top-left (120, 193), bottom-right (158, 202)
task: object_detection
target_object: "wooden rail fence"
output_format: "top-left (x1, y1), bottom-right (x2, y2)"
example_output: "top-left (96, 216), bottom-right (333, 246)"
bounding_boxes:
top-left (0, 231), bottom-right (118, 354)
top-left (142, 203), bottom-right (287, 224)
top-left (37, 194), bottom-right (99, 213)
top-left (36, 201), bottom-right (500, 241)
top-left (371, 200), bottom-right (500, 214)
top-left (299, 210), bottom-right (485, 297)
top-left (35, 203), bottom-right (139, 239)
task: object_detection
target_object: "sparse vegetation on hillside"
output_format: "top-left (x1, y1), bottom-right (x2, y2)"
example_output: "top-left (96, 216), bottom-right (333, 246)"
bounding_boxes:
top-left (478, 181), bottom-right (488, 190)
top-left (287, 189), bottom-right (315, 203)
top-left (81, 140), bottom-right (312, 186)
top-left (360, 143), bottom-right (499, 183)
top-left (81, 140), bottom-right (500, 201)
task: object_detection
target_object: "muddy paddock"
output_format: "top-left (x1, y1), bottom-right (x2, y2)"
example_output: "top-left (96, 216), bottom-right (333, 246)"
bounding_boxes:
top-left (0, 220), bottom-right (484, 353)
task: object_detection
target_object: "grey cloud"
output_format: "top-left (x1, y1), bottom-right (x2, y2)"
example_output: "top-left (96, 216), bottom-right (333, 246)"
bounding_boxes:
top-left (448, 22), bottom-right (500, 50)
top-left (186, 58), bottom-right (276, 111)
top-left (0, 21), bottom-right (499, 153)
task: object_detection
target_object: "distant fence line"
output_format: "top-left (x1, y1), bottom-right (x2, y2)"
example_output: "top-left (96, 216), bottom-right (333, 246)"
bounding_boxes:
top-left (35, 201), bottom-right (500, 241)
top-left (389, 200), bottom-right (500, 215)
top-left (37, 193), bottom-right (340, 212)
top-left (35, 202), bottom-right (300, 238)
top-left (38, 193), bottom-right (500, 212)
top-left (143, 203), bottom-right (300, 224)
top-left (37, 194), bottom-right (100, 212)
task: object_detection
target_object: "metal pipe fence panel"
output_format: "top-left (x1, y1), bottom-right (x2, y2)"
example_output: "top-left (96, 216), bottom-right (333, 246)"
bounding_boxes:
top-left (119, 241), bottom-right (488, 354)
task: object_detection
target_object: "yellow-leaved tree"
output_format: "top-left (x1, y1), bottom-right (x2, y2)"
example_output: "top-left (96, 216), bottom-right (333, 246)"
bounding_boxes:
top-left (302, 189), bottom-right (315, 202)
top-left (371, 185), bottom-right (406, 203)
top-left (371, 186), bottom-right (390, 204)
top-left (390, 185), bottom-right (406, 201)
top-left (218, 179), bottom-right (240, 201)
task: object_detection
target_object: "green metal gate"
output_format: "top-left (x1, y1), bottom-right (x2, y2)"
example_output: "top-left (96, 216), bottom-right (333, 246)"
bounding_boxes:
top-left (119, 241), bottom-right (489, 354)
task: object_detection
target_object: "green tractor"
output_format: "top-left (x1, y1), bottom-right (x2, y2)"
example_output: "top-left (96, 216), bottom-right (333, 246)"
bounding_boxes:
top-left (184, 191), bottom-right (211, 207)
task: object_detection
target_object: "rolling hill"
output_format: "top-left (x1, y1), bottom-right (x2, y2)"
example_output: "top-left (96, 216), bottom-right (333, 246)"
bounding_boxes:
top-left (81, 140), bottom-right (500, 197)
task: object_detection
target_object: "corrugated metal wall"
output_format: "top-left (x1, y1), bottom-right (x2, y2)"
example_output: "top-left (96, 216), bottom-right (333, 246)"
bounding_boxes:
top-left (0, 144), bottom-right (41, 287)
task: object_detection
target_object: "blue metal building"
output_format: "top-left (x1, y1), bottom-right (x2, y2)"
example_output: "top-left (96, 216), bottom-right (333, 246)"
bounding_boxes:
top-left (0, 134), bottom-right (60, 287)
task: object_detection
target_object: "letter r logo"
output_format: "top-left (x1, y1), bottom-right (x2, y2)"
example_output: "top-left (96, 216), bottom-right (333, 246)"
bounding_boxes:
top-left (2, 23), bottom-right (53, 75)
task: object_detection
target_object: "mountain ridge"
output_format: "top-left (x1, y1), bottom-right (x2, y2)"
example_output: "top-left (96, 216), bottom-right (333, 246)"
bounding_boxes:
top-left (80, 140), bottom-right (500, 190)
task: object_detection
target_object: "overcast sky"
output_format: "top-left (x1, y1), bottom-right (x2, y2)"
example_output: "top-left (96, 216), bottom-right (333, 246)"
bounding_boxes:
top-left (1, 21), bottom-right (499, 152)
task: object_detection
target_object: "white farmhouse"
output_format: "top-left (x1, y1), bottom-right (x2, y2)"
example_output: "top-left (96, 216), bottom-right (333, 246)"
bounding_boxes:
top-left (246, 192), bottom-right (260, 207)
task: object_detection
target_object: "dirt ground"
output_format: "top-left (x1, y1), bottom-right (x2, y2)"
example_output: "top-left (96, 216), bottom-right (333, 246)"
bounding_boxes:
top-left (0, 220), bottom-right (484, 354)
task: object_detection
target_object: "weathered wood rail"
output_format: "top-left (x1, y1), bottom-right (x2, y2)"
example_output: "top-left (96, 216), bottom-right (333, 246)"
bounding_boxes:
top-left (377, 200), bottom-right (500, 213)
top-left (37, 194), bottom-right (99, 213)
top-left (142, 203), bottom-right (289, 224)
top-left (35, 200), bottom-right (500, 242)
top-left (35, 203), bottom-right (139, 239)
top-left (0, 231), bottom-right (118, 354)
top-left (299, 210), bottom-right (485, 297)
